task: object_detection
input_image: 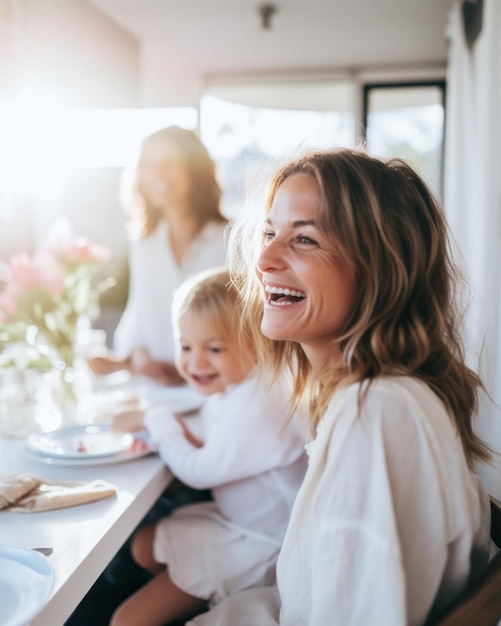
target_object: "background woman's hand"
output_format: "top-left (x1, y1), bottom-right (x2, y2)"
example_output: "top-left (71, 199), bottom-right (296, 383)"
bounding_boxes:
top-left (110, 409), bottom-right (146, 432)
top-left (87, 353), bottom-right (129, 376)
top-left (130, 348), bottom-right (185, 386)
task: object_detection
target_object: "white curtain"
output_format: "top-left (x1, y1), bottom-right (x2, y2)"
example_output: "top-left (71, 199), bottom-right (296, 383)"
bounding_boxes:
top-left (443, 0), bottom-right (501, 498)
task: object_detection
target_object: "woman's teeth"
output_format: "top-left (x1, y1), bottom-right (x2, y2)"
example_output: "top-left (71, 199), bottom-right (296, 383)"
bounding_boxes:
top-left (265, 286), bottom-right (306, 298)
top-left (265, 285), bottom-right (306, 305)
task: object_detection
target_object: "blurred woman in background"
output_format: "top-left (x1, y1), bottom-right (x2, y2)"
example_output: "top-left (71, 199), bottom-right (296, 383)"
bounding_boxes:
top-left (88, 125), bottom-right (229, 385)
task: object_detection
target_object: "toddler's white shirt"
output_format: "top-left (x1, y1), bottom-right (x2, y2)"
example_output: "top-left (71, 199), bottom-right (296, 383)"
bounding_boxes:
top-left (145, 374), bottom-right (308, 543)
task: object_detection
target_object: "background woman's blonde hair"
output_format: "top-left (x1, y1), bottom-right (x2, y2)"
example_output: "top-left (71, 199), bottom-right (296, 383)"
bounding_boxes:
top-left (121, 126), bottom-right (227, 239)
top-left (229, 148), bottom-right (490, 468)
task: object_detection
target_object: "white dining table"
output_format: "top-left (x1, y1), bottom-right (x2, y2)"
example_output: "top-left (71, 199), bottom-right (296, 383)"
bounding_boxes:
top-left (0, 437), bottom-right (172, 626)
top-left (0, 373), bottom-right (204, 626)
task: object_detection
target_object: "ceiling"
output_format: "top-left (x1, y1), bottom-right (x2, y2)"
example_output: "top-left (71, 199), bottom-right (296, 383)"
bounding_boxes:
top-left (88, 0), bottom-right (454, 105)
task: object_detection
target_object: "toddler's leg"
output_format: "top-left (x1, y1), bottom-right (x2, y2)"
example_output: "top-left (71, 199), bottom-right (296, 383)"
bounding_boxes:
top-left (109, 569), bottom-right (207, 626)
top-left (130, 524), bottom-right (163, 574)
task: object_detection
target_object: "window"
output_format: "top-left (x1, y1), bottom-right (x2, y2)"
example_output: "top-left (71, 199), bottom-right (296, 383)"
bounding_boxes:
top-left (201, 78), bottom-right (446, 216)
top-left (362, 82), bottom-right (446, 197)
top-left (200, 80), bottom-right (356, 218)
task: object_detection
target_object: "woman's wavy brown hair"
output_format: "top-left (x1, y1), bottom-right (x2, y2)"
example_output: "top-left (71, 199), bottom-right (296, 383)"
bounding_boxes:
top-left (230, 148), bottom-right (490, 469)
top-left (122, 126), bottom-right (226, 238)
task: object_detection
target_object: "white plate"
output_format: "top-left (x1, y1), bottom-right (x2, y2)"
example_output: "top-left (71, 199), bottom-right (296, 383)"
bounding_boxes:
top-left (79, 389), bottom-right (146, 419)
top-left (25, 443), bottom-right (151, 466)
top-left (81, 384), bottom-right (204, 421)
top-left (26, 424), bottom-right (141, 460)
top-left (0, 544), bottom-right (55, 626)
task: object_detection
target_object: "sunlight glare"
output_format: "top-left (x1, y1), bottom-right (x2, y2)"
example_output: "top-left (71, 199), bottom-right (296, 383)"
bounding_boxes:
top-left (0, 98), bottom-right (197, 219)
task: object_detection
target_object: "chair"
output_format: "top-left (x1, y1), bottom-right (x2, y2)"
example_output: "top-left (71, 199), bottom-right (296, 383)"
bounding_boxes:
top-left (430, 496), bottom-right (501, 626)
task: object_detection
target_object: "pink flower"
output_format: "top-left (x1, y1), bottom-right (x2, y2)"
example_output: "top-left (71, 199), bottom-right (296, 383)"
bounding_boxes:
top-left (1, 253), bottom-right (65, 295)
top-left (0, 219), bottom-right (114, 364)
top-left (43, 218), bottom-right (111, 265)
top-left (32, 253), bottom-right (66, 294)
top-left (59, 238), bottom-right (112, 264)
top-left (3, 254), bottom-right (40, 291)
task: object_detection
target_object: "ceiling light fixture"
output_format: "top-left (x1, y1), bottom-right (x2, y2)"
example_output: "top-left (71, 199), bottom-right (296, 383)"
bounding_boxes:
top-left (258, 3), bottom-right (277, 30)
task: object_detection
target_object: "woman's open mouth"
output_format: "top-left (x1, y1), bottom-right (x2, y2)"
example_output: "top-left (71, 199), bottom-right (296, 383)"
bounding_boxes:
top-left (265, 285), bottom-right (306, 306)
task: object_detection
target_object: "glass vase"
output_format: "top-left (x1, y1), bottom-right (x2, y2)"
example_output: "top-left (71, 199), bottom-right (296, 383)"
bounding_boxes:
top-left (51, 353), bottom-right (93, 426)
top-left (0, 369), bottom-right (41, 438)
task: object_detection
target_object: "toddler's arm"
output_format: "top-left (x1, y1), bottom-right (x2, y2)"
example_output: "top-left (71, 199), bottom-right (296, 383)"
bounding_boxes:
top-left (174, 415), bottom-right (204, 448)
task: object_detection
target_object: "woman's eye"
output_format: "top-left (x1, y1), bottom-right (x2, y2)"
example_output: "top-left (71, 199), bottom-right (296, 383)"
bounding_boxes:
top-left (181, 345), bottom-right (191, 352)
top-left (297, 235), bottom-right (318, 245)
top-left (262, 230), bottom-right (275, 242)
top-left (209, 347), bottom-right (222, 354)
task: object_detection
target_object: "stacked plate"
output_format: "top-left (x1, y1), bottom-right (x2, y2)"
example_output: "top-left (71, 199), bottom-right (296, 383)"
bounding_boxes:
top-left (25, 424), bottom-right (152, 466)
top-left (25, 383), bottom-right (205, 466)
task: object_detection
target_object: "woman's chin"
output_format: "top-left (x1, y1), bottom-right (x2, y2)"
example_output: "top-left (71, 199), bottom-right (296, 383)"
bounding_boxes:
top-left (261, 323), bottom-right (293, 343)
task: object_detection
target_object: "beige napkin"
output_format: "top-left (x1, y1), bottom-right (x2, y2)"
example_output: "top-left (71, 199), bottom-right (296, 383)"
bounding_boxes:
top-left (0, 473), bottom-right (41, 508)
top-left (0, 473), bottom-right (117, 513)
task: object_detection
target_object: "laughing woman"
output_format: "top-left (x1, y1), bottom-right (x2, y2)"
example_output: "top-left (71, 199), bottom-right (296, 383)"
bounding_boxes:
top-left (188, 149), bottom-right (492, 626)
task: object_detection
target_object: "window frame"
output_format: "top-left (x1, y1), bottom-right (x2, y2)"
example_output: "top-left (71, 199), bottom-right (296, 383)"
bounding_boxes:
top-left (361, 79), bottom-right (447, 194)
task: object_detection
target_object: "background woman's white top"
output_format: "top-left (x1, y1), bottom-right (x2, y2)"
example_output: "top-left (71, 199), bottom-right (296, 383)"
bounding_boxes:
top-left (113, 220), bottom-right (228, 362)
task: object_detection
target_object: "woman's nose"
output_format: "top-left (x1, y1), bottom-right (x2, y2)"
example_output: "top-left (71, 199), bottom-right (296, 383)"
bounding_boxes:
top-left (256, 240), bottom-right (286, 274)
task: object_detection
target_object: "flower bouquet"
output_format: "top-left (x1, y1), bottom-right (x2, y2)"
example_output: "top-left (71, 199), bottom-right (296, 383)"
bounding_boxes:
top-left (0, 220), bottom-right (115, 421)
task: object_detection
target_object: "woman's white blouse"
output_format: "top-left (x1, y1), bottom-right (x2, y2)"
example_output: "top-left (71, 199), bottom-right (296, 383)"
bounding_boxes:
top-left (113, 220), bottom-right (228, 362)
top-left (277, 376), bottom-right (491, 626)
